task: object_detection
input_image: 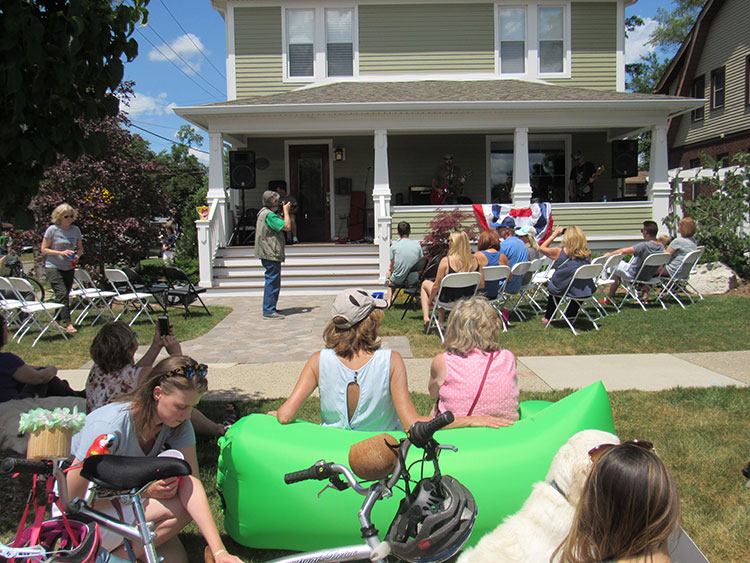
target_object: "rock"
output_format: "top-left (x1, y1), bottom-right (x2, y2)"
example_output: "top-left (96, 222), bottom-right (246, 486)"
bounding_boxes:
top-left (688, 262), bottom-right (738, 295)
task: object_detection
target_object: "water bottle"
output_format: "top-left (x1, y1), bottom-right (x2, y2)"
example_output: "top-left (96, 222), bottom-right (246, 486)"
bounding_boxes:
top-left (69, 252), bottom-right (77, 268)
top-left (603, 194), bottom-right (608, 202)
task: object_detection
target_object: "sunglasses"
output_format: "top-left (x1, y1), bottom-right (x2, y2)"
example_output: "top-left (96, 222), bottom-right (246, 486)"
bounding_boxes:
top-left (588, 439), bottom-right (654, 463)
top-left (62, 214), bottom-right (73, 218)
top-left (164, 363), bottom-right (208, 380)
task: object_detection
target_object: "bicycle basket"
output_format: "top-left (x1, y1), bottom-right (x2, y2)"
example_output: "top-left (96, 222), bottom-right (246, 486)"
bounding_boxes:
top-left (15, 516), bottom-right (100, 563)
top-left (385, 475), bottom-right (477, 563)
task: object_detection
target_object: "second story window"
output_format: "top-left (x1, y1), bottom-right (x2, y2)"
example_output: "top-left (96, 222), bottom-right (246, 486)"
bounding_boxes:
top-left (538, 6), bottom-right (563, 73)
top-left (711, 67), bottom-right (725, 109)
top-left (692, 75), bottom-right (705, 121)
top-left (285, 7), bottom-right (355, 81)
top-left (498, 7), bottom-right (526, 74)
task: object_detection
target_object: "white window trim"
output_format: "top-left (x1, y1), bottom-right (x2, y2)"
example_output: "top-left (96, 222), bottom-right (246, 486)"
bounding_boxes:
top-left (495, 1), bottom-right (571, 80)
top-left (281, 6), bottom-right (358, 83)
top-left (485, 134), bottom-right (572, 202)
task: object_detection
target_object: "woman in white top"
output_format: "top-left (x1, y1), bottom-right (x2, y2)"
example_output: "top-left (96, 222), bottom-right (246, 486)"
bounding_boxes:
top-left (271, 288), bottom-right (509, 431)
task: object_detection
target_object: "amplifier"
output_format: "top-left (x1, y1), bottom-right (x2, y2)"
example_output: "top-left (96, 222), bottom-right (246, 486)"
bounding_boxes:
top-left (410, 186), bottom-right (431, 205)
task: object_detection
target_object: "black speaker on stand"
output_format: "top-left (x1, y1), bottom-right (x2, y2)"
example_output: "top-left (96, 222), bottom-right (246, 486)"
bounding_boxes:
top-left (611, 140), bottom-right (639, 178)
top-left (228, 150), bottom-right (256, 246)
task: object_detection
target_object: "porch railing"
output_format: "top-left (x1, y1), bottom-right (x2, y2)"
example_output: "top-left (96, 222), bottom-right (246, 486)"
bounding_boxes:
top-left (196, 196), bottom-right (228, 287)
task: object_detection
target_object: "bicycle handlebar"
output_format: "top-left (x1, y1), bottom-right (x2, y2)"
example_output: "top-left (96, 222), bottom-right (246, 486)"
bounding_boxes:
top-left (1, 457), bottom-right (54, 476)
top-left (284, 461), bottom-right (334, 484)
top-left (406, 411), bottom-right (454, 448)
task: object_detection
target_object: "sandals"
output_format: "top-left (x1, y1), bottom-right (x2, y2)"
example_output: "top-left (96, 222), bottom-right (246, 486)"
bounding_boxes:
top-left (64, 325), bottom-right (78, 334)
top-left (222, 403), bottom-right (239, 430)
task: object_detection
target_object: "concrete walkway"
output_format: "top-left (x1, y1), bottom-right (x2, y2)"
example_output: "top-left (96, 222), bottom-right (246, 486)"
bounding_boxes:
top-left (60, 295), bottom-right (748, 400)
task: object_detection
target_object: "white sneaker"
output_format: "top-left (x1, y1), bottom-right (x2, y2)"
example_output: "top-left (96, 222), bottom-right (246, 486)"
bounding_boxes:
top-left (293, 237), bottom-right (299, 243)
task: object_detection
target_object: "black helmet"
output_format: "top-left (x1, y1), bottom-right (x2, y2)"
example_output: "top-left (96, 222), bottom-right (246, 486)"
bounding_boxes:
top-left (386, 475), bottom-right (477, 563)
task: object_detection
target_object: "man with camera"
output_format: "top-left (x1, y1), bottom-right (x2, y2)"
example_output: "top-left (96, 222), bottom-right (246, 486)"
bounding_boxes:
top-left (275, 184), bottom-right (299, 244)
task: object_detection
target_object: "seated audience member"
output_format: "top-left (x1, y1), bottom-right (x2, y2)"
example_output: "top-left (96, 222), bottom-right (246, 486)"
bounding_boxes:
top-left (493, 216), bottom-right (529, 295)
top-left (385, 221), bottom-right (423, 307)
top-left (660, 217), bottom-right (698, 278)
top-left (474, 230), bottom-right (505, 300)
top-left (428, 296), bottom-right (518, 422)
top-left (0, 314), bottom-right (84, 402)
top-left (86, 321), bottom-right (232, 435)
top-left (271, 289), bottom-right (509, 431)
top-left (539, 226), bottom-right (595, 324)
top-left (515, 225), bottom-right (541, 285)
top-left (657, 234), bottom-right (672, 248)
top-left (554, 440), bottom-right (681, 563)
top-left (67, 355), bottom-right (243, 563)
top-left (421, 231), bottom-right (483, 333)
top-left (601, 220), bottom-right (663, 305)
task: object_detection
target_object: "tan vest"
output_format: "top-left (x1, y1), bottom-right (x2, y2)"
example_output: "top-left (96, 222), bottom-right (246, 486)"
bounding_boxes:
top-left (254, 207), bottom-right (285, 262)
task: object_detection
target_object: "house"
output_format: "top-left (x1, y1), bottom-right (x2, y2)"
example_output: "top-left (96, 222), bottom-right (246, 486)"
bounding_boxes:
top-left (175, 0), bottom-right (701, 292)
top-left (655, 0), bottom-right (750, 199)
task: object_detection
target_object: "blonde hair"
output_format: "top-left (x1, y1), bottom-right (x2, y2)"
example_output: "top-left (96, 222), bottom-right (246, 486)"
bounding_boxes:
top-left (448, 231), bottom-right (475, 272)
top-left (443, 296), bottom-right (502, 357)
top-left (524, 234), bottom-right (540, 252)
top-left (563, 226), bottom-right (591, 260)
top-left (556, 444), bottom-right (681, 563)
top-left (323, 309), bottom-right (384, 360)
top-left (120, 355), bottom-right (208, 443)
top-left (51, 203), bottom-right (77, 225)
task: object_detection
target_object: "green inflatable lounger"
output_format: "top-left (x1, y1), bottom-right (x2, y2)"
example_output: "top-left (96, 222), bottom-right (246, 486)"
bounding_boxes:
top-left (217, 381), bottom-right (614, 552)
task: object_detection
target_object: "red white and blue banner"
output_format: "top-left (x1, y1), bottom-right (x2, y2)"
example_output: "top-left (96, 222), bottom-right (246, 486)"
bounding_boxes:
top-left (472, 203), bottom-right (553, 242)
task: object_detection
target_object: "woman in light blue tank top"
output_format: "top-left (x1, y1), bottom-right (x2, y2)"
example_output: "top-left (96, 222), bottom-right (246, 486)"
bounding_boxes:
top-left (271, 288), bottom-right (514, 431)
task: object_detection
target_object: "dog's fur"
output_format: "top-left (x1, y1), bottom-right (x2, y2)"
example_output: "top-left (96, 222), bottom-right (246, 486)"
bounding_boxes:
top-left (458, 429), bottom-right (620, 563)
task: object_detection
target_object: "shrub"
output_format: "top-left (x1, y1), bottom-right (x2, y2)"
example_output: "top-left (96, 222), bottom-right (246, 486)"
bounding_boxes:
top-left (420, 208), bottom-right (480, 259)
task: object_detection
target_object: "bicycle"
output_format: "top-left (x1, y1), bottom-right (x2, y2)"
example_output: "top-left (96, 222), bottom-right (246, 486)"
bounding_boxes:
top-left (253, 412), bottom-right (476, 563)
top-left (0, 452), bottom-right (191, 563)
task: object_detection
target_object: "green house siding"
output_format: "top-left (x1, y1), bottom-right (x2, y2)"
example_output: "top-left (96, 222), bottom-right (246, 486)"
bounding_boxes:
top-left (358, 4), bottom-right (495, 74)
top-left (234, 7), bottom-right (294, 97)
top-left (549, 2), bottom-right (618, 90)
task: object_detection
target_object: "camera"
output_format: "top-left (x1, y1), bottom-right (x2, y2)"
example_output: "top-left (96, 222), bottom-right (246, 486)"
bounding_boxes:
top-left (158, 315), bottom-right (170, 336)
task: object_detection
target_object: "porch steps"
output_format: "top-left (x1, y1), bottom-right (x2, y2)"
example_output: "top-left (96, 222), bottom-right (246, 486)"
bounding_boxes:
top-left (208, 243), bottom-right (383, 297)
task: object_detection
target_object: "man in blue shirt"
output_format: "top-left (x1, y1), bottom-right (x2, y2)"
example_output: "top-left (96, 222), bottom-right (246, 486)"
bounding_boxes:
top-left (491, 216), bottom-right (529, 294)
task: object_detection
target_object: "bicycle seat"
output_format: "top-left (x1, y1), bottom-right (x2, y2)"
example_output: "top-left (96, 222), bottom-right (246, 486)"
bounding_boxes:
top-left (81, 455), bottom-right (191, 491)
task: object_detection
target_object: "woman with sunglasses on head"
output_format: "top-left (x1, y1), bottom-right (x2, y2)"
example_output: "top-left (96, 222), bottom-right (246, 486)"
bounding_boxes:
top-left (67, 355), bottom-right (243, 563)
top-left (40, 203), bottom-right (85, 334)
top-left (86, 321), bottom-right (231, 435)
top-left (555, 441), bottom-right (681, 563)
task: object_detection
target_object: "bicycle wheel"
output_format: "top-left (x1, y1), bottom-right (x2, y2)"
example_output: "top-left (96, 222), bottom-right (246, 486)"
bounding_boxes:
top-left (22, 274), bottom-right (46, 302)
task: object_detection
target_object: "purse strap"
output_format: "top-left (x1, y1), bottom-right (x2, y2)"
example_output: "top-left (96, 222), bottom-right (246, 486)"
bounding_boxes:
top-left (466, 351), bottom-right (495, 416)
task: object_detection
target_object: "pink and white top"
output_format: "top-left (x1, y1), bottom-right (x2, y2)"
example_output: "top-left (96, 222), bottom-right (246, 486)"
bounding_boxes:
top-left (437, 349), bottom-right (519, 421)
top-left (85, 364), bottom-right (143, 413)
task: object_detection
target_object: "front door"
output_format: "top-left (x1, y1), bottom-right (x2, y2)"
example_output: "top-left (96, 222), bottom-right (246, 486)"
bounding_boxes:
top-left (289, 145), bottom-right (330, 242)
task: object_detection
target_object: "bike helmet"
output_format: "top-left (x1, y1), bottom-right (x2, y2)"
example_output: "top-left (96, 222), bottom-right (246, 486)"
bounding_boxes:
top-left (15, 516), bottom-right (100, 563)
top-left (386, 475), bottom-right (477, 563)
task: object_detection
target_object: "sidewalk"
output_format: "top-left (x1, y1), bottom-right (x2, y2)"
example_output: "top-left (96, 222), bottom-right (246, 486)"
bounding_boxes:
top-left (59, 295), bottom-right (748, 400)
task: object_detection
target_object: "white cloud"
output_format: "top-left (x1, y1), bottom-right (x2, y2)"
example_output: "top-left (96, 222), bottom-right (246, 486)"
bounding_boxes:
top-left (121, 91), bottom-right (177, 117)
top-left (148, 33), bottom-right (206, 74)
top-left (625, 18), bottom-right (659, 64)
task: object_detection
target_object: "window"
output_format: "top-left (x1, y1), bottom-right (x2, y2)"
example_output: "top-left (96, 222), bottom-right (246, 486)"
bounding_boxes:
top-left (498, 7), bottom-right (526, 74)
top-left (689, 158), bottom-right (701, 168)
top-left (691, 75), bottom-right (705, 121)
top-left (538, 6), bottom-right (564, 73)
top-left (285, 7), bottom-right (355, 80)
top-left (490, 136), bottom-right (568, 202)
top-left (711, 67), bottom-right (725, 109)
top-left (326, 9), bottom-right (353, 76)
top-left (716, 153), bottom-right (729, 167)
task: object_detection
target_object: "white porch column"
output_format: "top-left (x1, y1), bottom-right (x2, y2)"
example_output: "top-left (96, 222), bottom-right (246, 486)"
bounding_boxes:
top-left (512, 127), bottom-right (533, 207)
top-left (197, 132), bottom-right (228, 287)
top-left (373, 129), bottom-right (392, 283)
top-left (649, 122), bottom-right (671, 228)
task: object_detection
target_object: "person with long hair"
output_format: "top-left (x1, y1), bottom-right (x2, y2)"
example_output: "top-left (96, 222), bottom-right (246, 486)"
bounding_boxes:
top-left (555, 441), bottom-right (681, 563)
top-left (40, 203), bottom-right (84, 334)
top-left (474, 230), bottom-right (507, 300)
top-left (539, 226), bottom-right (595, 324)
top-left (271, 288), bottom-right (508, 430)
top-left (421, 231), bottom-right (483, 333)
top-left (67, 355), bottom-right (243, 563)
top-left (428, 296), bottom-right (518, 423)
top-left (86, 321), bottom-right (233, 434)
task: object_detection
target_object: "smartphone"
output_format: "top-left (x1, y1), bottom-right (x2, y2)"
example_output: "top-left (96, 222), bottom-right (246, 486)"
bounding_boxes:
top-left (158, 315), bottom-right (170, 336)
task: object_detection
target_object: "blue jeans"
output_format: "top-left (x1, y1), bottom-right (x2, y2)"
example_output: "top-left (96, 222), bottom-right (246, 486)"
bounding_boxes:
top-left (261, 259), bottom-right (282, 315)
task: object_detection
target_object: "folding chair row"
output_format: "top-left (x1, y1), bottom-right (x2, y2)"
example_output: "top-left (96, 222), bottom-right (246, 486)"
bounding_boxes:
top-left (426, 271), bottom-right (482, 342)
top-left (69, 269), bottom-right (117, 326)
top-left (655, 246), bottom-right (705, 309)
top-left (104, 268), bottom-right (154, 326)
top-left (616, 252), bottom-right (671, 312)
top-left (0, 276), bottom-right (68, 346)
top-left (545, 263), bottom-right (604, 336)
top-left (164, 266), bottom-right (211, 317)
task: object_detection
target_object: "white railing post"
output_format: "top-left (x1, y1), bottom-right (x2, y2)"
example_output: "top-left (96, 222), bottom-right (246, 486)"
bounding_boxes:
top-left (512, 127), bottom-right (533, 207)
top-left (373, 129), bottom-right (391, 283)
top-left (649, 122), bottom-right (671, 227)
top-left (197, 132), bottom-right (228, 287)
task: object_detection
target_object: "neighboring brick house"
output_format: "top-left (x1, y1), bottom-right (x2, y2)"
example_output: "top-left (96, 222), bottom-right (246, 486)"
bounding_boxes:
top-left (177, 1), bottom-right (701, 287)
top-left (655, 0), bottom-right (750, 176)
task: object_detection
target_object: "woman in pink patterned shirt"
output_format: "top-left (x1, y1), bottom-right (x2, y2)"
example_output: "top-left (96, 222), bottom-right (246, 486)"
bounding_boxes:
top-left (428, 296), bottom-right (519, 422)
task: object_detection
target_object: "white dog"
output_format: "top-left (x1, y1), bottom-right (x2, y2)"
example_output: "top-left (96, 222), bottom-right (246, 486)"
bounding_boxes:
top-left (458, 429), bottom-right (620, 563)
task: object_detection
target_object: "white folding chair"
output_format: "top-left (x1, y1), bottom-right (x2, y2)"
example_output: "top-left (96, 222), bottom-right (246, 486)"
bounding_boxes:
top-left (0, 277), bottom-right (25, 328)
top-left (71, 269), bottom-right (117, 325)
top-left (105, 268), bottom-right (154, 326)
top-left (618, 252), bottom-right (671, 311)
top-left (545, 263), bottom-right (604, 336)
top-left (501, 261), bottom-right (531, 321)
top-left (591, 254), bottom-right (624, 315)
top-left (426, 271), bottom-right (482, 342)
top-left (2, 277), bottom-right (68, 346)
top-left (528, 257), bottom-right (554, 307)
top-left (481, 265), bottom-right (511, 331)
top-left (515, 258), bottom-right (545, 315)
top-left (655, 247), bottom-right (705, 309)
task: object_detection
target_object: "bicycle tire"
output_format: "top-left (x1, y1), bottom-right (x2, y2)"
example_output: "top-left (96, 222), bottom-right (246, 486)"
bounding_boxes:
top-left (23, 275), bottom-right (46, 302)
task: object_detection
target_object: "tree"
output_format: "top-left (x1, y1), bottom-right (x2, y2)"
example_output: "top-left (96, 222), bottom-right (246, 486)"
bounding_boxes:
top-left (0, 0), bottom-right (150, 215)
top-left (25, 111), bottom-right (171, 278)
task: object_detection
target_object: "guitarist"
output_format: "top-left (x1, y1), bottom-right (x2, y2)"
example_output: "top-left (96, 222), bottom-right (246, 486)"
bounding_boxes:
top-left (431, 153), bottom-right (467, 205)
top-left (568, 151), bottom-right (602, 202)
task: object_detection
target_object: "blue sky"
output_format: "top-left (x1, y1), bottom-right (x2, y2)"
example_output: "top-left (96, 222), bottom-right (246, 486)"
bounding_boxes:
top-left (122, 0), bottom-right (676, 161)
